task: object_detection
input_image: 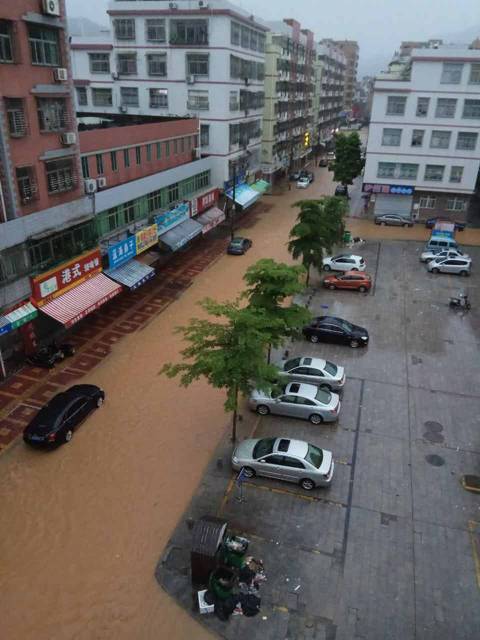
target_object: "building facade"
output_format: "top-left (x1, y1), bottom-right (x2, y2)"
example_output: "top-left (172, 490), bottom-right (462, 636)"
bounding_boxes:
top-left (315, 40), bottom-right (346, 147)
top-left (364, 46), bottom-right (480, 222)
top-left (332, 40), bottom-right (359, 113)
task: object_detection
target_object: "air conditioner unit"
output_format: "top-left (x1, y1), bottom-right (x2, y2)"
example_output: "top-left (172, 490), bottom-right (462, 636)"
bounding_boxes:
top-left (43, 0), bottom-right (60, 16)
top-left (53, 67), bottom-right (68, 82)
top-left (187, 75), bottom-right (195, 84)
top-left (193, 147), bottom-right (201, 159)
top-left (169, 2), bottom-right (178, 9)
top-left (84, 179), bottom-right (97, 194)
top-left (61, 132), bottom-right (77, 145)
top-left (119, 104), bottom-right (128, 113)
top-left (111, 71), bottom-right (119, 80)
top-left (96, 177), bottom-right (107, 189)
top-left (199, 0), bottom-right (209, 7)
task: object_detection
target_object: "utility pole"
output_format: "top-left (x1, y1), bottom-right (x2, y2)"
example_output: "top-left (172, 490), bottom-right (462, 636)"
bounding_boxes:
top-left (230, 163), bottom-right (236, 241)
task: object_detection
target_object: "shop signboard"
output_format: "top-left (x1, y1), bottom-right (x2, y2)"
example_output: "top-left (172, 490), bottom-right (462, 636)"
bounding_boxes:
top-left (196, 188), bottom-right (219, 214)
top-left (362, 183), bottom-right (414, 196)
top-left (108, 236), bottom-right (136, 270)
top-left (31, 248), bottom-right (102, 306)
top-left (155, 202), bottom-right (190, 234)
top-left (135, 224), bottom-right (158, 254)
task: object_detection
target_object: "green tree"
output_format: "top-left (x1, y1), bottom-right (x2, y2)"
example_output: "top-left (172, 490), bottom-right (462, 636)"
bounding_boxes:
top-left (331, 132), bottom-right (364, 187)
top-left (288, 198), bottom-right (347, 286)
top-left (160, 298), bottom-right (282, 441)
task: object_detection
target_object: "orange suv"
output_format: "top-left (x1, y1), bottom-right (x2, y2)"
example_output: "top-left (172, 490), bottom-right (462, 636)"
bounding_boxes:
top-left (323, 270), bottom-right (372, 292)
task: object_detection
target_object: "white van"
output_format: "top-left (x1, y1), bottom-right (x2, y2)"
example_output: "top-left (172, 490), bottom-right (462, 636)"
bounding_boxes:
top-left (425, 236), bottom-right (458, 253)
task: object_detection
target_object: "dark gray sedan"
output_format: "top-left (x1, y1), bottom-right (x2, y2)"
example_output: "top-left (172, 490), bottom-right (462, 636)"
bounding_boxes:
top-left (374, 214), bottom-right (413, 227)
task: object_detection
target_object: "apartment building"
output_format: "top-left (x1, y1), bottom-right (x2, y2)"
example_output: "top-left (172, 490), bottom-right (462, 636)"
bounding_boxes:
top-left (70, 0), bottom-right (268, 187)
top-left (315, 40), bottom-right (346, 147)
top-left (332, 40), bottom-right (359, 113)
top-left (261, 20), bottom-right (315, 182)
top-left (364, 45), bottom-right (480, 222)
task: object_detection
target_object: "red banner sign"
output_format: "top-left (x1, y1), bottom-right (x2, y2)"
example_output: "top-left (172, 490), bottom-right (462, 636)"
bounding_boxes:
top-left (31, 248), bottom-right (102, 306)
top-left (196, 188), bottom-right (219, 214)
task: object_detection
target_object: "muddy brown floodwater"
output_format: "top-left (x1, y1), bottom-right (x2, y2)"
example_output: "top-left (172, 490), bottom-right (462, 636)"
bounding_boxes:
top-left (0, 168), bottom-right (338, 640)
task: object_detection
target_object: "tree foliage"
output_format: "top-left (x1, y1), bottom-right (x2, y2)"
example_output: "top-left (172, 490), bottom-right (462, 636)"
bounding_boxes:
top-left (331, 132), bottom-right (364, 186)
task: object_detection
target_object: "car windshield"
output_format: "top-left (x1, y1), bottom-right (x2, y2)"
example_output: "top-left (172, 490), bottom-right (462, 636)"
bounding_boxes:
top-left (231, 238), bottom-right (243, 246)
top-left (315, 388), bottom-right (331, 404)
top-left (284, 357), bottom-right (301, 370)
top-left (304, 443), bottom-right (324, 468)
top-left (324, 361), bottom-right (337, 376)
top-left (253, 438), bottom-right (275, 458)
top-left (340, 319), bottom-right (353, 332)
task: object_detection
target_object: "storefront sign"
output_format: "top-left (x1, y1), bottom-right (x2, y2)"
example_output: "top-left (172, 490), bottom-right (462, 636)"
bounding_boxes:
top-left (31, 248), bottom-right (102, 306)
top-left (362, 183), bottom-right (414, 196)
top-left (223, 172), bottom-right (246, 192)
top-left (155, 202), bottom-right (190, 234)
top-left (135, 224), bottom-right (158, 254)
top-left (196, 188), bottom-right (219, 214)
top-left (108, 236), bottom-right (136, 270)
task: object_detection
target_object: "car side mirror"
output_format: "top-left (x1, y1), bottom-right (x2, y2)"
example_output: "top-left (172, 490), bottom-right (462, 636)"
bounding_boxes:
top-left (259, 459), bottom-right (266, 463)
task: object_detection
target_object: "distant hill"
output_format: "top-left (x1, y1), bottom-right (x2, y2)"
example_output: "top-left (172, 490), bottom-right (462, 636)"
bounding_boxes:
top-left (68, 17), bottom-right (109, 36)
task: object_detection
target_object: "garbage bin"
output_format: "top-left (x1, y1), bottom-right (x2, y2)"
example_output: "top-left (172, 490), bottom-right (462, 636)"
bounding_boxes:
top-left (190, 516), bottom-right (228, 587)
top-left (343, 230), bottom-right (352, 244)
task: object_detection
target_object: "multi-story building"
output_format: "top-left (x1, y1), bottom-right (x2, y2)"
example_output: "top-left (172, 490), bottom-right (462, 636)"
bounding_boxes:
top-left (261, 20), bottom-right (315, 182)
top-left (363, 45), bottom-right (480, 222)
top-left (332, 40), bottom-right (359, 113)
top-left (314, 40), bottom-right (346, 147)
top-left (70, 0), bottom-right (268, 187)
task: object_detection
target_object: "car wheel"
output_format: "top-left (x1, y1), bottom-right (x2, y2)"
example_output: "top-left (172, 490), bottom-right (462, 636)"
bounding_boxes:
top-left (63, 429), bottom-right (73, 443)
top-left (96, 395), bottom-right (104, 408)
top-left (309, 413), bottom-right (323, 425)
top-left (323, 264), bottom-right (331, 271)
top-left (300, 478), bottom-right (315, 491)
top-left (242, 466), bottom-right (255, 478)
top-left (351, 268), bottom-right (358, 271)
top-left (460, 270), bottom-right (469, 277)
top-left (359, 286), bottom-right (367, 293)
top-left (432, 268), bottom-right (439, 274)
top-left (329, 284), bottom-right (336, 290)
top-left (256, 404), bottom-right (270, 416)
top-left (350, 339), bottom-right (360, 348)
top-left (309, 334), bottom-right (319, 343)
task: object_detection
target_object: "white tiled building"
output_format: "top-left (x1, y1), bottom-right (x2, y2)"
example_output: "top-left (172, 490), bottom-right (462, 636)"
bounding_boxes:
top-left (364, 46), bottom-right (480, 221)
top-left (70, 0), bottom-right (268, 187)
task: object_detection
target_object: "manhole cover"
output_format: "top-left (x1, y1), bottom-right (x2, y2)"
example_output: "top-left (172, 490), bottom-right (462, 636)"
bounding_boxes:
top-left (423, 432), bottom-right (445, 444)
top-left (424, 421), bottom-right (443, 432)
top-left (425, 454), bottom-right (445, 467)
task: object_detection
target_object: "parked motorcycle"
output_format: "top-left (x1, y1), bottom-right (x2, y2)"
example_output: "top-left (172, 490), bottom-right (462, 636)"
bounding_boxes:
top-left (449, 292), bottom-right (471, 310)
top-left (27, 341), bottom-right (75, 369)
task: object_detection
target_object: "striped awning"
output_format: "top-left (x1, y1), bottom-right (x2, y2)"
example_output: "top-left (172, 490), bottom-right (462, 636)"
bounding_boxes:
top-left (38, 273), bottom-right (122, 327)
top-left (105, 259), bottom-right (155, 290)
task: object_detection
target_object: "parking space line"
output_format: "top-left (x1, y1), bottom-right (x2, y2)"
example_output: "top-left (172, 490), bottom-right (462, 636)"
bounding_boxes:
top-left (240, 480), bottom-right (347, 508)
top-left (217, 476), bottom-right (235, 516)
top-left (468, 520), bottom-right (480, 589)
top-left (231, 527), bottom-right (340, 560)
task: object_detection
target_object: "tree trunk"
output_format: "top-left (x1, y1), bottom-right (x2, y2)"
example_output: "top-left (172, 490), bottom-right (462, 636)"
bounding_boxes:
top-left (306, 264), bottom-right (310, 287)
top-left (231, 385), bottom-right (238, 442)
top-left (267, 343), bottom-right (271, 364)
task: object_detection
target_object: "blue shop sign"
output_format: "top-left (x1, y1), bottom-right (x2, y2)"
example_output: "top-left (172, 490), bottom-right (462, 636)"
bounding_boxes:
top-left (155, 202), bottom-right (190, 234)
top-left (108, 236), bottom-right (137, 269)
top-left (223, 172), bottom-right (246, 192)
top-left (362, 183), bottom-right (414, 196)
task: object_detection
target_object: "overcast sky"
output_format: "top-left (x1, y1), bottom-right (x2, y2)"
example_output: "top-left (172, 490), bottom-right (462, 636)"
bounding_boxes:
top-left (66, 0), bottom-right (480, 76)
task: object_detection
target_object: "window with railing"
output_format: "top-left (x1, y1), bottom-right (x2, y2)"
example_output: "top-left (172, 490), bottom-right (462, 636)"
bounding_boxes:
top-left (5, 98), bottom-right (27, 137)
top-left (45, 158), bottom-right (77, 194)
top-left (416, 97), bottom-right (429, 117)
top-left (440, 63), bottom-right (463, 84)
top-left (0, 247), bottom-right (28, 283)
top-left (0, 20), bottom-right (13, 63)
top-left (187, 90), bottom-right (209, 110)
top-left (462, 99), bottom-right (480, 119)
top-left (89, 53), bottom-right (110, 74)
top-left (446, 197), bottom-right (466, 211)
top-left (114, 19), bottom-right (135, 41)
top-left (456, 131), bottom-right (478, 150)
top-left (200, 124), bottom-right (209, 146)
top-left (37, 98), bottom-right (68, 132)
top-left (170, 20), bottom-right (208, 46)
top-left (75, 87), bottom-right (88, 106)
top-left (81, 156), bottom-right (90, 179)
top-left (449, 166), bottom-right (464, 183)
top-left (92, 88), bottom-right (112, 106)
top-left (435, 98), bottom-right (456, 118)
top-left (28, 222), bottom-right (97, 272)
top-left (28, 25), bottom-right (60, 66)
top-left (149, 88), bottom-right (168, 109)
top-left (424, 164), bottom-right (445, 182)
top-left (419, 196), bottom-right (436, 209)
top-left (469, 63), bottom-right (480, 85)
top-left (381, 128), bottom-right (402, 146)
top-left (16, 167), bottom-right (38, 204)
top-left (386, 96), bottom-right (406, 116)
top-left (430, 130), bottom-right (451, 149)
top-left (117, 53), bottom-right (137, 75)
top-left (186, 53), bottom-right (209, 77)
top-left (147, 53), bottom-right (167, 76)
top-left (229, 90), bottom-right (239, 111)
top-left (120, 86), bottom-right (139, 106)
top-left (411, 129), bottom-right (424, 147)
top-left (146, 19), bottom-right (166, 43)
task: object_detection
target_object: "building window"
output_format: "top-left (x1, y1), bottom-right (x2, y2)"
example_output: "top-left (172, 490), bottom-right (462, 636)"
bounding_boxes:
top-left (5, 98), bottom-right (27, 137)
top-left (462, 99), bottom-right (480, 119)
top-left (377, 162), bottom-right (418, 179)
top-left (123, 148), bottom-right (130, 168)
top-left (45, 158), bottom-right (77, 194)
top-left (419, 196), bottom-right (436, 209)
top-left (117, 53), bottom-right (137, 75)
top-left (469, 63), bottom-right (480, 85)
top-left (435, 98), bottom-right (457, 118)
top-left (180, 138), bottom-right (185, 153)
top-left (81, 156), bottom-right (90, 179)
top-left (170, 20), bottom-right (208, 46)
top-left (0, 247), bottom-right (28, 283)
top-left (446, 197), bottom-right (466, 211)
top-left (28, 25), bottom-right (60, 66)
top-left (200, 124), bottom-right (209, 146)
top-left (167, 183), bottom-right (179, 204)
top-left (399, 163), bottom-right (418, 179)
top-left (145, 18), bottom-right (166, 43)
top-left (173, 139), bottom-right (178, 155)
top-left (75, 87), bottom-right (88, 106)
top-left (120, 86), bottom-right (139, 107)
top-left (89, 53), bottom-right (110, 74)
top-left (156, 142), bottom-right (161, 159)
top-left (0, 20), bottom-right (13, 63)
top-left (165, 141), bottom-right (170, 157)
top-left (411, 129), bottom-right (424, 147)
top-left (377, 162), bottom-right (395, 178)
top-left (37, 98), bottom-right (68, 132)
top-left (111, 151), bottom-right (118, 172)
top-left (96, 154), bottom-right (104, 175)
top-left (430, 130), bottom-right (451, 149)
top-left (381, 128), bottom-right (402, 146)
top-left (241, 25), bottom-right (250, 49)
top-left (424, 165), bottom-right (445, 182)
top-left (456, 131), bottom-right (478, 151)
top-left (229, 90), bottom-right (239, 111)
top-left (16, 167), bottom-right (38, 204)
top-left (149, 88), bottom-right (168, 108)
top-left (147, 53), bottom-right (167, 76)
top-left (187, 89), bottom-right (209, 110)
top-left (135, 146), bottom-right (141, 165)
top-left (186, 53), bottom-right (209, 77)
top-left (92, 88), bottom-right (112, 106)
top-left (146, 144), bottom-right (152, 161)
top-left (416, 97), bottom-right (429, 117)
top-left (386, 96), bottom-right (406, 115)
top-left (449, 166), bottom-right (464, 183)
top-left (114, 19), bottom-right (135, 41)
top-left (231, 22), bottom-right (240, 46)
top-left (440, 62), bottom-right (463, 84)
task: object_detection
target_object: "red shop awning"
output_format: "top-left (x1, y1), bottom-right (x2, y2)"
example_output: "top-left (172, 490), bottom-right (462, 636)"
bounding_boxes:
top-left (38, 273), bottom-right (122, 327)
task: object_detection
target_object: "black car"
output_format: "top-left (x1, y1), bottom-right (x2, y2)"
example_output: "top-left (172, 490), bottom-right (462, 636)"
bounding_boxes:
top-left (334, 185), bottom-right (349, 198)
top-left (302, 316), bottom-right (369, 348)
top-left (23, 384), bottom-right (105, 448)
top-left (227, 237), bottom-right (252, 255)
top-left (425, 217), bottom-right (465, 231)
top-left (318, 158), bottom-right (328, 167)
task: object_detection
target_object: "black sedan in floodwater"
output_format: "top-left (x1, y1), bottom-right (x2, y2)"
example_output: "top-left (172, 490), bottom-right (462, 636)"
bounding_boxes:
top-left (227, 237), bottom-right (252, 255)
top-left (302, 316), bottom-right (369, 348)
top-left (23, 384), bottom-right (105, 448)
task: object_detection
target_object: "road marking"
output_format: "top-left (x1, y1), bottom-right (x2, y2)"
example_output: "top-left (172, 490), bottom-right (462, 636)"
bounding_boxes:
top-left (217, 476), bottom-right (235, 516)
top-left (248, 414), bottom-right (261, 438)
top-left (468, 520), bottom-right (480, 590)
top-left (240, 480), bottom-right (347, 507)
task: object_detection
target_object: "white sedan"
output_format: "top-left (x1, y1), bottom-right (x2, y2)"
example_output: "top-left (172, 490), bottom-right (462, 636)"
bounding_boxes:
top-left (296, 177), bottom-right (310, 189)
top-left (420, 248), bottom-right (468, 263)
top-left (276, 356), bottom-right (345, 391)
top-left (322, 254), bottom-right (365, 272)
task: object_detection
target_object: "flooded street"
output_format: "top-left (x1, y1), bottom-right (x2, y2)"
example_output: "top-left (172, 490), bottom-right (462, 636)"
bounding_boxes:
top-left (0, 168), bottom-right (339, 640)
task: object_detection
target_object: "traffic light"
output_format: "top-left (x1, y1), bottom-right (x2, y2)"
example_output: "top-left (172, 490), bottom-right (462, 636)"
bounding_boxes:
top-left (304, 131), bottom-right (310, 148)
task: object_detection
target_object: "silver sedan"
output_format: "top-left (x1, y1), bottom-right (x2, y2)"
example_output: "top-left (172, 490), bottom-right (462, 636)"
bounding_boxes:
top-left (249, 382), bottom-right (341, 424)
top-left (232, 437), bottom-right (335, 490)
top-left (276, 356), bottom-right (345, 391)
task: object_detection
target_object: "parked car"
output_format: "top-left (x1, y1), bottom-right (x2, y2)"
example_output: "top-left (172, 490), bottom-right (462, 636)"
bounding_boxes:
top-left (249, 382), bottom-right (341, 424)
top-left (227, 237), bottom-right (252, 255)
top-left (420, 248), bottom-right (468, 263)
top-left (323, 271), bottom-right (372, 292)
top-left (289, 171), bottom-right (301, 181)
top-left (322, 254), bottom-right (365, 272)
top-left (300, 171), bottom-right (314, 182)
top-left (296, 176), bottom-right (310, 189)
top-left (23, 384), bottom-right (105, 448)
top-left (327, 152), bottom-right (336, 162)
top-left (425, 217), bottom-right (465, 231)
top-left (318, 157), bottom-right (328, 167)
top-left (427, 256), bottom-right (471, 276)
top-left (231, 437), bottom-right (335, 490)
top-left (302, 316), bottom-right (369, 348)
top-left (276, 356), bottom-right (345, 391)
top-left (424, 237), bottom-right (458, 252)
top-left (334, 184), bottom-right (349, 198)
top-left (374, 214), bottom-right (413, 227)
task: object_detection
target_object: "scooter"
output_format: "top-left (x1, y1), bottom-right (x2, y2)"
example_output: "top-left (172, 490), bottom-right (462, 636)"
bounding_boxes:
top-left (449, 292), bottom-right (471, 310)
top-left (26, 341), bottom-right (75, 369)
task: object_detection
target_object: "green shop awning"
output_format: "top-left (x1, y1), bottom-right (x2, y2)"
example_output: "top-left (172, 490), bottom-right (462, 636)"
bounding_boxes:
top-left (0, 302), bottom-right (38, 335)
top-left (251, 179), bottom-right (270, 193)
